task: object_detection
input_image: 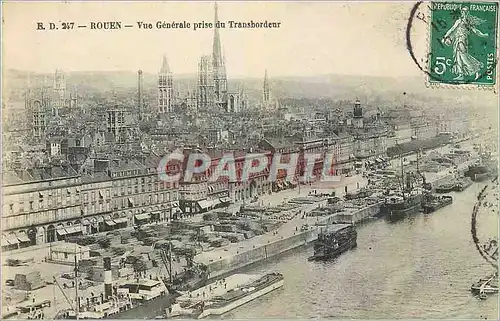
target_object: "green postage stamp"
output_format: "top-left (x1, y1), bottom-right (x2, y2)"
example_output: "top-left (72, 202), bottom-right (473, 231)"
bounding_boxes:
top-left (428, 2), bottom-right (498, 87)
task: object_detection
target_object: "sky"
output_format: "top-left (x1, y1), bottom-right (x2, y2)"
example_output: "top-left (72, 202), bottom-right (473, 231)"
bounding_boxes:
top-left (3, 1), bottom-right (424, 78)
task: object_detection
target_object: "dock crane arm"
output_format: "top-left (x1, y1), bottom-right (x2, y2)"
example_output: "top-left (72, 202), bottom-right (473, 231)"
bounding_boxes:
top-left (52, 276), bottom-right (76, 311)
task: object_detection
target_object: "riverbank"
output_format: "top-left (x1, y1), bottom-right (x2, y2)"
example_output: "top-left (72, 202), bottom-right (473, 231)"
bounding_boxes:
top-left (194, 160), bottom-right (475, 280)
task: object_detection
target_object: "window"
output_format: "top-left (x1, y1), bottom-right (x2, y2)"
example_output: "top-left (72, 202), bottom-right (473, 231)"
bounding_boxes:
top-left (9, 204), bottom-right (13, 214)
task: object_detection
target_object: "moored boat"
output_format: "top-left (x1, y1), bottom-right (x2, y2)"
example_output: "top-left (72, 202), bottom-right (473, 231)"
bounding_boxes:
top-left (383, 190), bottom-right (423, 222)
top-left (471, 273), bottom-right (498, 295)
top-left (308, 224), bottom-right (357, 261)
top-left (166, 273), bottom-right (284, 319)
top-left (454, 177), bottom-right (473, 191)
top-left (435, 183), bottom-right (456, 193)
top-left (422, 195), bottom-right (453, 214)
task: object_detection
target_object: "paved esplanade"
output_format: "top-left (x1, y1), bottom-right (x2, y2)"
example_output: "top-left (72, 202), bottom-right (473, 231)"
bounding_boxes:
top-left (194, 175), bottom-right (366, 266)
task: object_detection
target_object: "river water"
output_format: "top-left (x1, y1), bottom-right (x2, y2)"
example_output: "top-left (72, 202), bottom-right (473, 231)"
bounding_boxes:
top-left (218, 182), bottom-right (498, 319)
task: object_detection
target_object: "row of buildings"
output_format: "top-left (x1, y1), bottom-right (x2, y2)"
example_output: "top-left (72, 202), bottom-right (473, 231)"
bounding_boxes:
top-left (3, 97), bottom-right (468, 251)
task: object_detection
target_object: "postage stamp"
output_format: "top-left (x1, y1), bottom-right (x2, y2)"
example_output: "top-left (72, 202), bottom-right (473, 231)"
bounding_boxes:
top-left (428, 1), bottom-right (498, 87)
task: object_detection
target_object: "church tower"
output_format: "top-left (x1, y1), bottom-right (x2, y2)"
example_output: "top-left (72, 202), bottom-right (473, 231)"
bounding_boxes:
top-left (197, 55), bottom-right (215, 112)
top-left (212, 2), bottom-right (228, 111)
top-left (263, 69), bottom-right (270, 104)
top-left (53, 69), bottom-right (66, 115)
top-left (158, 55), bottom-right (173, 114)
top-left (352, 98), bottom-right (364, 129)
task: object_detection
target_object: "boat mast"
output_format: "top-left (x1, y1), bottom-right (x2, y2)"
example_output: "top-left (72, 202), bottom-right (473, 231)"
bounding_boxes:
top-left (74, 245), bottom-right (79, 320)
top-left (400, 150), bottom-right (405, 200)
top-left (168, 241), bottom-right (173, 284)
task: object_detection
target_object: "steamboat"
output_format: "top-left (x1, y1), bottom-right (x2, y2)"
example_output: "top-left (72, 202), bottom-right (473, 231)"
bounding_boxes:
top-left (308, 224), bottom-right (357, 261)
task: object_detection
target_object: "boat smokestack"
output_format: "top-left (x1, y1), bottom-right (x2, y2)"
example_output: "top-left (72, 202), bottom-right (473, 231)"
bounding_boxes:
top-left (104, 257), bottom-right (112, 300)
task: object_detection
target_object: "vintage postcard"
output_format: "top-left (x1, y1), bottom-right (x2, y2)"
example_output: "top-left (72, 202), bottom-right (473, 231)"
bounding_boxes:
top-left (1, 1), bottom-right (498, 320)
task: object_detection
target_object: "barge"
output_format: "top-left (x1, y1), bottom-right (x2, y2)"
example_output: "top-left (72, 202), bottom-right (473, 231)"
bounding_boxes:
top-left (167, 273), bottom-right (284, 319)
top-left (435, 183), bottom-right (456, 194)
top-left (308, 224), bottom-right (357, 261)
top-left (422, 195), bottom-right (453, 214)
top-left (435, 177), bottom-right (473, 193)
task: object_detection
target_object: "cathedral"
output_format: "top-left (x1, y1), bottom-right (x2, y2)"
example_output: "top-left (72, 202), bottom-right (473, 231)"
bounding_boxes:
top-left (157, 2), bottom-right (247, 115)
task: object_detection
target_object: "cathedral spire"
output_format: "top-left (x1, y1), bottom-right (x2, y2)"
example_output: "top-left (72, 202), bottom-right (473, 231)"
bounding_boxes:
top-left (212, 2), bottom-right (223, 68)
top-left (160, 55), bottom-right (170, 73)
top-left (263, 69), bottom-right (270, 103)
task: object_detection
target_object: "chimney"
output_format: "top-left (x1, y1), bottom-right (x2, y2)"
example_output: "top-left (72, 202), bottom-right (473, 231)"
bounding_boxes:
top-left (103, 257), bottom-right (112, 300)
top-left (138, 70), bottom-right (143, 120)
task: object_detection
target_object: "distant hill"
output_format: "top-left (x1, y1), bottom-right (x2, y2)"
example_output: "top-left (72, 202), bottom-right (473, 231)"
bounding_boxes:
top-left (4, 69), bottom-right (497, 113)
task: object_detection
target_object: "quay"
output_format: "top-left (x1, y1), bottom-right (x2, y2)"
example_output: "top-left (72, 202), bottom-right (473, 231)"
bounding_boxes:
top-left (195, 160), bottom-right (474, 279)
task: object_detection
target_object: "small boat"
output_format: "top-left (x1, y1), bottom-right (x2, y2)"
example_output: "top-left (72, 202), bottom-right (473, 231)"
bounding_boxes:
top-left (471, 273), bottom-right (498, 296)
top-left (422, 195), bottom-right (453, 214)
top-left (454, 177), bottom-right (473, 191)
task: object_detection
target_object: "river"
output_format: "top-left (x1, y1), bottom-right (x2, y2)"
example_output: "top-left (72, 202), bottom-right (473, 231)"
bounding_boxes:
top-left (217, 182), bottom-right (498, 319)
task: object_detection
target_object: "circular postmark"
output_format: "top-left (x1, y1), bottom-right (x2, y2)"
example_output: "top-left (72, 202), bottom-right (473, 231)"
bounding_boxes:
top-left (470, 176), bottom-right (498, 269)
top-left (406, 1), bottom-right (498, 87)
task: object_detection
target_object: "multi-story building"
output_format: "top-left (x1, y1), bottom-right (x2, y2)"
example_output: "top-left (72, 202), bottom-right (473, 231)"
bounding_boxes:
top-left (106, 108), bottom-right (134, 143)
top-left (105, 155), bottom-right (181, 225)
top-left (2, 166), bottom-right (82, 248)
top-left (1, 152), bottom-right (182, 251)
top-left (80, 171), bottom-right (114, 235)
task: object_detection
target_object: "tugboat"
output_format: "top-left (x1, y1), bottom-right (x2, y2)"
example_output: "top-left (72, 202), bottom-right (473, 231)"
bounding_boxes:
top-left (308, 224), bottom-right (357, 261)
top-left (422, 194), bottom-right (453, 214)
